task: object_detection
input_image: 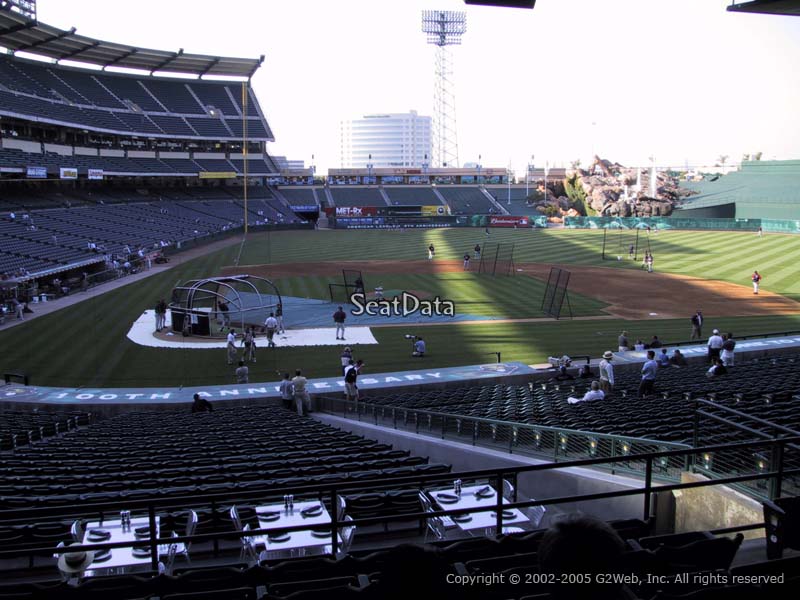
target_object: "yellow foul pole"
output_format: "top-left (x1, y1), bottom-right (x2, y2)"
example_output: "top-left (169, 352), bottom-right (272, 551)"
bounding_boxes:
top-left (242, 81), bottom-right (249, 234)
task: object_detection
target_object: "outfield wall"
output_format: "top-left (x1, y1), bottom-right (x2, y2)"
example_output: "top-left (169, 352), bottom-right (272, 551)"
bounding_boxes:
top-left (564, 216), bottom-right (800, 234)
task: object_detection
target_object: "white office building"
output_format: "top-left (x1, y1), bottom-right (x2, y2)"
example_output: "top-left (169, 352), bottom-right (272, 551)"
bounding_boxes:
top-left (339, 111), bottom-right (432, 168)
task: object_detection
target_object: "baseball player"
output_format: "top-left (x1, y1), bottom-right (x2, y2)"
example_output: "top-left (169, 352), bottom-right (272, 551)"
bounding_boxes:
top-left (463, 253), bottom-right (471, 270)
top-left (428, 244), bottom-right (435, 260)
top-left (752, 270), bottom-right (762, 294)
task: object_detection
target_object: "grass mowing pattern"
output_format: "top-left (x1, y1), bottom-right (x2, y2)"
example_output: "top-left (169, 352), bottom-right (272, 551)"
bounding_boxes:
top-left (271, 272), bottom-right (607, 319)
top-left (2, 228), bottom-right (799, 388)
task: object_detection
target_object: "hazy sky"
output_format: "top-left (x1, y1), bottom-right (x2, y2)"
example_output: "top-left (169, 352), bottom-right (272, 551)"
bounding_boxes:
top-left (32, 0), bottom-right (800, 173)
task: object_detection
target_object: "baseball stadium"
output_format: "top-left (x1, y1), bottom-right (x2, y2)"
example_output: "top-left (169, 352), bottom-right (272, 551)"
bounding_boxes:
top-left (1, 1), bottom-right (800, 598)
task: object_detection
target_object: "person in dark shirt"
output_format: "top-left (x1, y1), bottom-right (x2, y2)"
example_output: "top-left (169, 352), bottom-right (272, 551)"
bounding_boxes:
top-left (670, 349), bottom-right (688, 367)
top-left (649, 335), bottom-right (663, 349)
top-left (191, 393), bottom-right (213, 413)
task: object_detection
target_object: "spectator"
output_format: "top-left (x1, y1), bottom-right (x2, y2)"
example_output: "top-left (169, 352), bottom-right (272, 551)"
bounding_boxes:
top-left (707, 329), bottom-right (724, 363)
top-left (721, 333), bottom-right (736, 367)
top-left (279, 372), bottom-right (294, 410)
top-left (553, 365), bottom-right (575, 382)
top-left (633, 339), bottom-right (646, 351)
top-left (670, 349), bottom-right (688, 367)
top-left (649, 335), bottom-right (663, 349)
top-left (707, 357), bottom-right (728, 378)
top-left (598, 351), bottom-right (614, 396)
top-left (639, 350), bottom-right (658, 398)
top-left (344, 359), bottom-right (361, 402)
top-left (340, 346), bottom-right (353, 375)
top-left (292, 369), bottom-right (311, 416)
top-left (567, 381), bottom-right (605, 405)
top-left (538, 516), bottom-right (628, 600)
top-left (191, 393), bottom-right (213, 413)
top-left (656, 348), bottom-right (671, 368)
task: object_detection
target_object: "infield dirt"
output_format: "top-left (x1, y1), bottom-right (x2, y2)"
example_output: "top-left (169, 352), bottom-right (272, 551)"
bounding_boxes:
top-left (222, 260), bottom-right (800, 321)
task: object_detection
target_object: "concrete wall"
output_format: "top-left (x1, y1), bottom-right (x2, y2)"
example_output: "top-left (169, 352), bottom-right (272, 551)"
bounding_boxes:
top-left (675, 472), bottom-right (764, 540)
top-left (316, 413), bottom-right (650, 524)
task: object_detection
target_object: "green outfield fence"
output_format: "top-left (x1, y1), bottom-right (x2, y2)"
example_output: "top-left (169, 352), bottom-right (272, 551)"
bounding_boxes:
top-left (564, 216), bottom-right (800, 233)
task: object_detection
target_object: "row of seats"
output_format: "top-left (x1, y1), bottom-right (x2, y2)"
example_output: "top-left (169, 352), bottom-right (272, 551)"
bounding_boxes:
top-left (0, 411), bottom-right (91, 451)
top-left (0, 196), bottom-right (300, 277)
top-left (0, 55), bottom-right (273, 139)
top-left (366, 355), bottom-right (800, 446)
top-left (0, 148), bottom-right (278, 176)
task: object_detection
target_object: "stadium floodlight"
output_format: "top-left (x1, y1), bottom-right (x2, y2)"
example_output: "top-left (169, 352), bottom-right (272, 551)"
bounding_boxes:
top-left (422, 10), bottom-right (467, 169)
top-left (1, 0), bottom-right (37, 21)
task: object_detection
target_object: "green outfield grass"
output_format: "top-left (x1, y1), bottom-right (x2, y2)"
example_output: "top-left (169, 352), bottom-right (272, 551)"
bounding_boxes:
top-left (271, 272), bottom-right (607, 319)
top-left (1, 227), bottom-right (799, 388)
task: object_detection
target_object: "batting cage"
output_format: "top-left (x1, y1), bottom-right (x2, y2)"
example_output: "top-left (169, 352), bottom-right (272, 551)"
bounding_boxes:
top-left (601, 222), bottom-right (640, 261)
top-left (328, 269), bottom-right (366, 304)
top-left (478, 243), bottom-right (515, 276)
top-left (541, 267), bottom-right (572, 319)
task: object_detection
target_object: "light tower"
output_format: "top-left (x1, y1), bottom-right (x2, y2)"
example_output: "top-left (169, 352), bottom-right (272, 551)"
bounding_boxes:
top-left (422, 10), bottom-right (466, 169)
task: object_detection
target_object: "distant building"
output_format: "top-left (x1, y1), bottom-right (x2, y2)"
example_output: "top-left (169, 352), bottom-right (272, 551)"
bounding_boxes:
top-left (339, 111), bottom-right (432, 168)
top-left (272, 156), bottom-right (306, 170)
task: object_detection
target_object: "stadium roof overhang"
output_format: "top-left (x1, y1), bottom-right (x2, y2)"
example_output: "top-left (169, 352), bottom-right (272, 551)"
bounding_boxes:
top-left (727, 0), bottom-right (800, 16)
top-left (0, 9), bottom-right (264, 78)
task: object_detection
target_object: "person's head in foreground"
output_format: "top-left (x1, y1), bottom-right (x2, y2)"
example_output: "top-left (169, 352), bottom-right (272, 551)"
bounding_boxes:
top-left (538, 515), bottom-right (628, 600)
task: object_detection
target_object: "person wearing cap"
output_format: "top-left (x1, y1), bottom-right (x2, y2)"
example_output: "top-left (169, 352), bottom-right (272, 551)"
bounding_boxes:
top-left (340, 346), bottom-right (353, 375)
top-left (567, 381), bottom-right (605, 405)
top-left (707, 329), bottom-right (724, 363)
top-left (58, 543), bottom-right (95, 580)
top-left (752, 270), bottom-right (762, 294)
top-left (598, 351), bottom-right (615, 396)
top-left (617, 331), bottom-right (629, 352)
top-left (226, 329), bottom-right (238, 364)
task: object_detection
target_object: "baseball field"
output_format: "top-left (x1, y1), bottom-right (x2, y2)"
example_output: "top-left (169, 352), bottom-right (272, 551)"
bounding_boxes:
top-left (2, 227), bottom-right (800, 388)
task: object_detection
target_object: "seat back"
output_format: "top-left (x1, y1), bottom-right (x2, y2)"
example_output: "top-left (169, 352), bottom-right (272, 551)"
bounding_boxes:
top-left (340, 515), bottom-right (356, 554)
top-left (230, 506), bottom-right (243, 532)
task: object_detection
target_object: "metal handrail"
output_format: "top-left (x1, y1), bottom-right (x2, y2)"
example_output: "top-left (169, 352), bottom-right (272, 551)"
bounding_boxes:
top-left (2, 437), bottom-right (799, 567)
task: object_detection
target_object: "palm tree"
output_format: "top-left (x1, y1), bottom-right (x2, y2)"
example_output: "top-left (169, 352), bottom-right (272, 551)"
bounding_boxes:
top-left (718, 155), bottom-right (729, 174)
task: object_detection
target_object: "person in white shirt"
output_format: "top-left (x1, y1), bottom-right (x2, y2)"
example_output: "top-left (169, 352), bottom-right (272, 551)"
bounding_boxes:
top-left (264, 313), bottom-right (278, 348)
top-left (634, 340), bottom-right (646, 351)
top-left (226, 330), bottom-right (237, 365)
top-left (568, 381), bottom-right (605, 405)
top-left (598, 351), bottom-right (615, 396)
top-left (707, 329), bottom-right (724, 363)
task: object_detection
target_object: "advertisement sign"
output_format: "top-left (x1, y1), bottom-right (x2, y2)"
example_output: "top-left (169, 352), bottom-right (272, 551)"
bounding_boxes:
top-left (489, 216), bottom-right (530, 227)
top-left (26, 166), bottom-right (47, 179)
top-left (325, 206), bottom-right (379, 217)
top-left (198, 171), bottom-right (237, 179)
top-left (88, 169), bottom-right (104, 180)
top-left (421, 205), bottom-right (451, 217)
top-left (290, 205), bottom-right (319, 212)
top-left (59, 167), bottom-right (78, 180)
